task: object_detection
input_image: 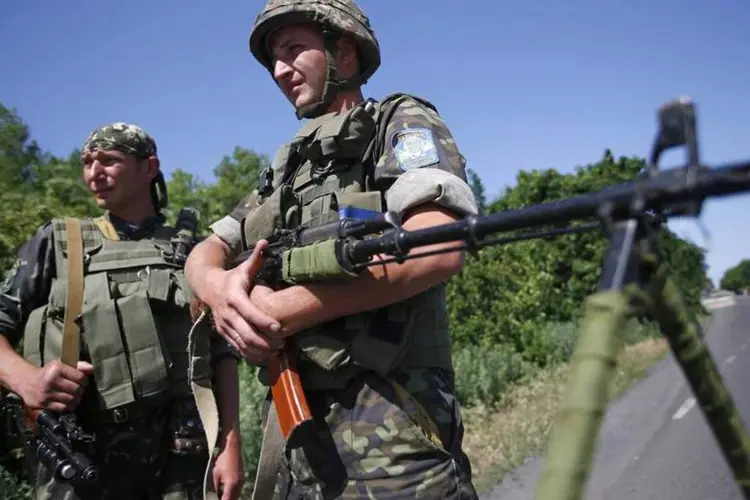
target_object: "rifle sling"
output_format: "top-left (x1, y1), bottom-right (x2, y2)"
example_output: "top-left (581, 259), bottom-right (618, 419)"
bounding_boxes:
top-left (251, 399), bottom-right (284, 500)
top-left (60, 218), bottom-right (85, 367)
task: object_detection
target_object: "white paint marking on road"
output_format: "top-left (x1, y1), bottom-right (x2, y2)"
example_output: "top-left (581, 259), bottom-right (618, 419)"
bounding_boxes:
top-left (724, 355), bottom-right (737, 366)
top-left (672, 398), bottom-right (696, 420)
top-left (701, 296), bottom-right (735, 310)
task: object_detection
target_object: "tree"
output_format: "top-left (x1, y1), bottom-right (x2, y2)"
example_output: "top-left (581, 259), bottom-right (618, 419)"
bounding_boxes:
top-left (466, 168), bottom-right (487, 214)
top-left (446, 150), bottom-right (709, 363)
top-left (719, 259), bottom-right (750, 293)
top-left (164, 146), bottom-right (269, 234)
top-left (0, 106), bottom-right (97, 271)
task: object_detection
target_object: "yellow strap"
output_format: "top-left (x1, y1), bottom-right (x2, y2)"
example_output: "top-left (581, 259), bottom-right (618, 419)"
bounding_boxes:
top-left (93, 215), bottom-right (120, 241)
top-left (60, 218), bottom-right (85, 367)
top-left (390, 379), bottom-right (444, 449)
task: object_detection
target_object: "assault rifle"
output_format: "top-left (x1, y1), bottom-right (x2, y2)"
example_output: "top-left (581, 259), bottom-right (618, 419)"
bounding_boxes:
top-left (0, 392), bottom-right (98, 484)
top-left (225, 96), bottom-right (750, 499)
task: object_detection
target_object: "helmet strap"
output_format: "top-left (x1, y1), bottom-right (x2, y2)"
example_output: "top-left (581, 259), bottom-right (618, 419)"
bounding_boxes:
top-left (150, 171), bottom-right (168, 212)
top-left (295, 29), bottom-right (363, 119)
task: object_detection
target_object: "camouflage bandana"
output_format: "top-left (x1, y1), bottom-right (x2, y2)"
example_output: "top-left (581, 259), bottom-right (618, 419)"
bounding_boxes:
top-left (82, 122), bottom-right (158, 158)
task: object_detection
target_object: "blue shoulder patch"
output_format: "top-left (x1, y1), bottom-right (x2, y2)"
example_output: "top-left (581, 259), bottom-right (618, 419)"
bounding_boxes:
top-left (392, 127), bottom-right (440, 171)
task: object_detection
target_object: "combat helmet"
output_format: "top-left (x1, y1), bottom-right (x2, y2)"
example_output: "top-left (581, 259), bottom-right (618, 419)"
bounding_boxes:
top-left (249, 0), bottom-right (381, 119)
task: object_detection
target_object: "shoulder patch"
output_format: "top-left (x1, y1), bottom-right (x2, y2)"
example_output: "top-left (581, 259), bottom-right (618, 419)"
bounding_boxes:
top-left (392, 127), bottom-right (440, 171)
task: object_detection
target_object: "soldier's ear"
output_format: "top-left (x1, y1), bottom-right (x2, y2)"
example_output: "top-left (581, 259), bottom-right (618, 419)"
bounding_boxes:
top-left (143, 156), bottom-right (161, 181)
top-left (335, 35), bottom-right (359, 78)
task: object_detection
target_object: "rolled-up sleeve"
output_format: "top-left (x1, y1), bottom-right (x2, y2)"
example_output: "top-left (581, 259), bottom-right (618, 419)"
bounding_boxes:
top-left (208, 190), bottom-right (261, 253)
top-left (384, 168), bottom-right (478, 217)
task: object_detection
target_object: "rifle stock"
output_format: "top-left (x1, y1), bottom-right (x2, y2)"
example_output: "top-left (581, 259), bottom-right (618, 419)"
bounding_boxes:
top-left (267, 344), bottom-right (311, 438)
top-left (189, 300), bottom-right (312, 439)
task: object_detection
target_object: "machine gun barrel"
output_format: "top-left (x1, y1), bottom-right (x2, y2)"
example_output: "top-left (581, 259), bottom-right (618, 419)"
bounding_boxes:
top-left (344, 160), bottom-right (750, 266)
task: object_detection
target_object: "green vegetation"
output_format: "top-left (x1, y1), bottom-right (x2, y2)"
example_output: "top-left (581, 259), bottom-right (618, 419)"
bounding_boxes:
top-left (0, 103), bottom-right (710, 497)
top-left (719, 259), bottom-right (750, 293)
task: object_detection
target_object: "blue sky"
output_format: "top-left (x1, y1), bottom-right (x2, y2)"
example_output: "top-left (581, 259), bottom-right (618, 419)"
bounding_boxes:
top-left (1, 0), bottom-right (748, 285)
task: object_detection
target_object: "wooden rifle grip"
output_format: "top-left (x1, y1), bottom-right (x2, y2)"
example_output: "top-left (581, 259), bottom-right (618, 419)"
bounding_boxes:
top-left (267, 345), bottom-right (312, 438)
top-left (188, 281), bottom-right (313, 437)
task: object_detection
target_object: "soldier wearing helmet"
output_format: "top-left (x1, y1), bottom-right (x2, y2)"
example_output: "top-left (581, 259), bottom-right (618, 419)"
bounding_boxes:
top-left (0, 123), bottom-right (245, 500)
top-left (186, 0), bottom-right (479, 498)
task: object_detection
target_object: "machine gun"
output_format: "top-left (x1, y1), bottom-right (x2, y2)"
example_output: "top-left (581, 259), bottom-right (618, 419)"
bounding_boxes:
top-left (1, 393), bottom-right (98, 485)
top-left (208, 96), bottom-right (750, 499)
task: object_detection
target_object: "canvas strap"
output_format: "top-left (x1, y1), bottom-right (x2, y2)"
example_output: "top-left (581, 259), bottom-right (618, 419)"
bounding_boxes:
top-left (60, 218), bottom-right (85, 367)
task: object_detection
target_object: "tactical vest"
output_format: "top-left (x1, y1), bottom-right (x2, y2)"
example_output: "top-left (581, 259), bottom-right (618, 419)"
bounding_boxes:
top-left (23, 214), bottom-right (201, 411)
top-left (241, 93), bottom-right (455, 390)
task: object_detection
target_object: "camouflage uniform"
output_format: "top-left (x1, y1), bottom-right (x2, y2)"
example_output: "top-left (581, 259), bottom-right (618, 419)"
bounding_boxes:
top-left (207, 1), bottom-right (480, 498)
top-left (0, 124), bottom-right (236, 500)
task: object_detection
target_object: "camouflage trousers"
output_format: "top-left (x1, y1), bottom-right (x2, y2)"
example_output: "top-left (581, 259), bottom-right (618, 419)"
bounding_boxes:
top-left (33, 397), bottom-right (209, 500)
top-left (268, 368), bottom-right (478, 499)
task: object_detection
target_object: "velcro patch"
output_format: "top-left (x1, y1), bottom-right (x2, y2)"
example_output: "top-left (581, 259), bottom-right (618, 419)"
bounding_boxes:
top-left (392, 127), bottom-right (439, 171)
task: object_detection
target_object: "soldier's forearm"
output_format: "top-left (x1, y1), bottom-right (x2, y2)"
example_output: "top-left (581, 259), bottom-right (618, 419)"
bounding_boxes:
top-left (213, 355), bottom-right (241, 447)
top-left (262, 203), bottom-right (466, 337)
top-left (0, 334), bottom-right (36, 395)
top-left (185, 235), bottom-right (234, 306)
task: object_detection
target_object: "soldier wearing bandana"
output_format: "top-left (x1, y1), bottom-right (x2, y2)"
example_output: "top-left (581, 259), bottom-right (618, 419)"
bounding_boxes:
top-left (0, 123), bottom-right (244, 500)
top-left (185, 1), bottom-right (480, 498)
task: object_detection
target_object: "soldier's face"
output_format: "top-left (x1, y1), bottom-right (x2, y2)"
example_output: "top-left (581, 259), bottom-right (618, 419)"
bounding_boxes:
top-left (82, 149), bottom-right (157, 211)
top-left (268, 23), bottom-right (329, 109)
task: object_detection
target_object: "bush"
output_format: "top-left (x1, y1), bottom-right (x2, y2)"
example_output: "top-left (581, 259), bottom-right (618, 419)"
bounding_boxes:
top-left (236, 362), bottom-right (269, 496)
top-left (452, 343), bottom-right (531, 408)
top-left (0, 464), bottom-right (33, 500)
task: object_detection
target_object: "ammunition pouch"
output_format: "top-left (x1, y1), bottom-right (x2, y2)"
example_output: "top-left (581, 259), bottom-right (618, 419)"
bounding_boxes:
top-left (296, 104), bottom-right (377, 163)
top-left (241, 184), bottom-right (301, 249)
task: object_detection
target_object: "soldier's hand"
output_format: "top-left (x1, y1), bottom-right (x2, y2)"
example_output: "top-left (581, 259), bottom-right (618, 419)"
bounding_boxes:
top-left (19, 360), bottom-right (94, 413)
top-left (212, 441), bottom-right (245, 500)
top-left (209, 239), bottom-right (285, 363)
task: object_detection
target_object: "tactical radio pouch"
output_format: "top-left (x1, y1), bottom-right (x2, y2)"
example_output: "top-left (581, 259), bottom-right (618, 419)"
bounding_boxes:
top-left (170, 207), bottom-right (200, 266)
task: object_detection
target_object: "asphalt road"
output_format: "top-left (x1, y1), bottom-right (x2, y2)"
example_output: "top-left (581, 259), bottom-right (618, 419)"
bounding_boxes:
top-left (481, 295), bottom-right (750, 500)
